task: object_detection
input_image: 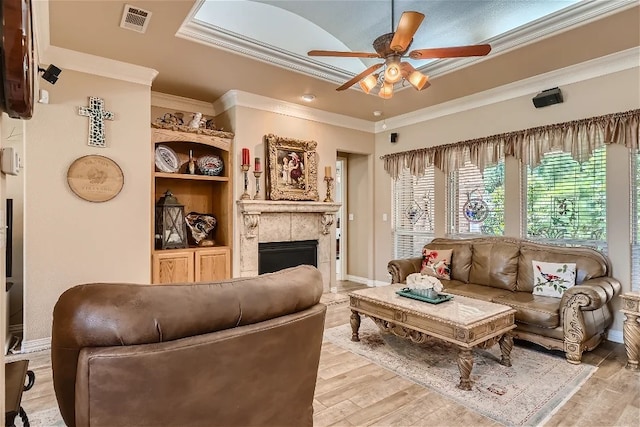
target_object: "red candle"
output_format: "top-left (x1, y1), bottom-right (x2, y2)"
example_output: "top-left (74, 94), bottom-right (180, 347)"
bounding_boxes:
top-left (242, 148), bottom-right (250, 166)
top-left (255, 157), bottom-right (261, 172)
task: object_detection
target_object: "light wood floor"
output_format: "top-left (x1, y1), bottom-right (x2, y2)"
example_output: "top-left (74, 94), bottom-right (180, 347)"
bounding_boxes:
top-left (7, 281), bottom-right (640, 427)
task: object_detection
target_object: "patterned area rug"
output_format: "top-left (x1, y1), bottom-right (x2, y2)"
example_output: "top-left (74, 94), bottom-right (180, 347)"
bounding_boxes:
top-left (324, 320), bottom-right (600, 426)
top-left (15, 407), bottom-right (65, 427)
top-left (320, 293), bottom-right (350, 306)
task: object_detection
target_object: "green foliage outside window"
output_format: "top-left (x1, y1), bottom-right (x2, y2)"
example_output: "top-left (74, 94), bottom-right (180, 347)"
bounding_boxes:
top-left (526, 147), bottom-right (606, 242)
top-left (479, 163), bottom-right (505, 235)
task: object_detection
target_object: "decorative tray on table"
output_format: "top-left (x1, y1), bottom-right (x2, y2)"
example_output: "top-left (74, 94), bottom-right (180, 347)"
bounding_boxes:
top-left (396, 288), bottom-right (454, 304)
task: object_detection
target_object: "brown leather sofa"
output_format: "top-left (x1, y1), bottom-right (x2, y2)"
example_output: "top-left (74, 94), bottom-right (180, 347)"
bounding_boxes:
top-left (388, 237), bottom-right (620, 364)
top-left (51, 265), bottom-right (326, 427)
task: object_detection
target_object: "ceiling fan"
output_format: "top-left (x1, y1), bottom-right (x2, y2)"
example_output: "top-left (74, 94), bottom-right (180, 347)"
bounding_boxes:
top-left (307, 2), bottom-right (491, 99)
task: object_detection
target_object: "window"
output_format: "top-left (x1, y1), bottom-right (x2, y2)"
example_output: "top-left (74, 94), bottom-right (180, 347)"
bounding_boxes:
top-left (632, 152), bottom-right (640, 291)
top-left (525, 146), bottom-right (606, 249)
top-left (447, 161), bottom-right (505, 236)
top-left (392, 166), bottom-right (435, 259)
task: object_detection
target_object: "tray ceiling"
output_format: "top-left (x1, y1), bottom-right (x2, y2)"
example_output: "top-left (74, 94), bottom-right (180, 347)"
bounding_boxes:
top-left (45, 0), bottom-right (639, 120)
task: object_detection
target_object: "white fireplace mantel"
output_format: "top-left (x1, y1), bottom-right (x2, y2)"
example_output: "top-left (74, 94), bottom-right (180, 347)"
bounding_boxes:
top-left (237, 200), bottom-right (341, 214)
top-left (236, 200), bottom-right (341, 291)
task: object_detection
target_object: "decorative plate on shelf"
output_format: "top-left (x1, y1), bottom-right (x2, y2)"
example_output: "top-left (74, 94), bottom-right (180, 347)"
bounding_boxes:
top-left (155, 145), bottom-right (179, 173)
top-left (197, 154), bottom-right (223, 176)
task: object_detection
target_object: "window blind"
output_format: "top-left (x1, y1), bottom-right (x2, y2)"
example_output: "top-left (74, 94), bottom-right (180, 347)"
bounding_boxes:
top-left (447, 160), bottom-right (505, 236)
top-left (393, 166), bottom-right (435, 259)
top-left (632, 152), bottom-right (640, 291)
top-left (525, 146), bottom-right (606, 251)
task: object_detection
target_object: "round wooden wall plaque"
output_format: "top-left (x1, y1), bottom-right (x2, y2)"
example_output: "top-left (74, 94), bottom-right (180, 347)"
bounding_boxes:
top-left (67, 155), bottom-right (124, 202)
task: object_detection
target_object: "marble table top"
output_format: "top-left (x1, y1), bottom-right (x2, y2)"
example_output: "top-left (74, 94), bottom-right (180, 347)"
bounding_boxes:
top-left (350, 284), bottom-right (514, 327)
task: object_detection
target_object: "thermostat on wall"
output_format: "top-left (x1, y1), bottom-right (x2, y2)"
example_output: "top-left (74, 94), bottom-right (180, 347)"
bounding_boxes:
top-left (1, 147), bottom-right (21, 175)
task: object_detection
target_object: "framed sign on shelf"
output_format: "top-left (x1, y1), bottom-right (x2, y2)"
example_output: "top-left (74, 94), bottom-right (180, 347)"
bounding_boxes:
top-left (265, 134), bottom-right (318, 201)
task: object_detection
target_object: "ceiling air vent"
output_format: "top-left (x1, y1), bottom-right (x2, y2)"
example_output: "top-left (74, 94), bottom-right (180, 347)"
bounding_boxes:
top-left (120, 4), bottom-right (152, 33)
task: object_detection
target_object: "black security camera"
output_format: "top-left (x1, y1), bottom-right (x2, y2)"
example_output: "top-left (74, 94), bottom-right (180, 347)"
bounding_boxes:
top-left (38, 64), bottom-right (62, 85)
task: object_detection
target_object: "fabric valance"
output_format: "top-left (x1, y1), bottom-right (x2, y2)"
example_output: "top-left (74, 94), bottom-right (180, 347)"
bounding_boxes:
top-left (381, 109), bottom-right (640, 179)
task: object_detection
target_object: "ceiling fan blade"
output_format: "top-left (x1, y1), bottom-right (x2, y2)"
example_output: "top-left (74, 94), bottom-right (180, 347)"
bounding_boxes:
top-left (308, 50), bottom-right (380, 58)
top-left (336, 63), bottom-right (383, 91)
top-left (409, 44), bottom-right (491, 59)
top-left (390, 11), bottom-right (425, 53)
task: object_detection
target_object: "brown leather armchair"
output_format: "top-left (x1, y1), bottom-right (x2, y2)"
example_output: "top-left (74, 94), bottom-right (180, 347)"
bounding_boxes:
top-left (51, 265), bottom-right (326, 427)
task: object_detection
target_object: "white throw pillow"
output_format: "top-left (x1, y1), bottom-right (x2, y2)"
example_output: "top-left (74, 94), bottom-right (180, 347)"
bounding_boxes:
top-left (420, 248), bottom-right (452, 280)
top-left (532, 260), bottom-right (577, 298)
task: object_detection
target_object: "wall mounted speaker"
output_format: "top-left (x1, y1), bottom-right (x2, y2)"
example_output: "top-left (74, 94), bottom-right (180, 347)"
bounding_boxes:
top-left (533, 87), bottom-right (563, 108)
top-left (390, 132), bottom-right (398, 143)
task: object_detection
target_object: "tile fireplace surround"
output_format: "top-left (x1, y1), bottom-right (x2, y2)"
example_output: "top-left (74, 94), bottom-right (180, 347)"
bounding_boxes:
top-left (237, 200), bottom-right (341, 292)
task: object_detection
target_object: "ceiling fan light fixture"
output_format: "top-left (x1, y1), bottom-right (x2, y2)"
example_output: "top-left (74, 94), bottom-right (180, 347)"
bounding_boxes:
top-left (384, 56), bottom-right (402, 84)
top-left (379, 80), bottom-right (394, 99)
top-left (408, 70), bottom-right (429, 90)
top-left (359, 74), bottom-right (378, 94)
top-left (307, 3), bottom-right (492, 96)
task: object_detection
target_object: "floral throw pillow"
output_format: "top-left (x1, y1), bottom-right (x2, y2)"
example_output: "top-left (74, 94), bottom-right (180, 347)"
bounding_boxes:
top-left (421, 249), bottom-right (452, 280)
top-left (532, 260), bottom-right (577, 298)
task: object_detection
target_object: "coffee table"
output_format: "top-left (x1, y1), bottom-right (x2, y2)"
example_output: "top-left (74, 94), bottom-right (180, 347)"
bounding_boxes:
top-left (349, 285), bottom-right (516, 390)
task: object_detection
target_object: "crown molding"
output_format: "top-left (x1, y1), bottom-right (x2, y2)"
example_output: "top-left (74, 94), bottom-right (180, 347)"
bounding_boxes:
top-left (213, 90), bottom-right (375, 133)
top-left (151, 92), bottom-right (215, 115)
top-left (176, 0), bottom-right (354, 86)
top-left (177, 0), bottom-right (637, 93)
top-left (40, 46), bottom-right (159, 86)
top-left (213, 47), bottom-right (639, 134)
top-left (418, 0), bottom-right (639, 79)
top-left (32, 0), bottom-right (158, 86)
top-left (376, 47), bottom-right (640, 133)
top-left (177, 20), bottom-right (352, 86)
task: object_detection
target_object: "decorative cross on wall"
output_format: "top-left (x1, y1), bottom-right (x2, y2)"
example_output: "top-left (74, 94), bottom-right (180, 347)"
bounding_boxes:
top-left (78, 97), bottom-right (114, 147)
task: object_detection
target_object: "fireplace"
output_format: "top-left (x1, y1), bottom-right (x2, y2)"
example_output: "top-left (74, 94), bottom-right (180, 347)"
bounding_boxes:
top-left (237, 200), bottom-right (341, 292)
top-left (258, 240), bottom-right (318, 274)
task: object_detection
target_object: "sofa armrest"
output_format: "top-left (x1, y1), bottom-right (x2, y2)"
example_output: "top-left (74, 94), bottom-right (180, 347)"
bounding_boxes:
top-left (560, 276), bottom-right (621, 312)
top-left (561, 276), bottom-right (621, 363)
top-left (387, 257), bottom-right (422, 284)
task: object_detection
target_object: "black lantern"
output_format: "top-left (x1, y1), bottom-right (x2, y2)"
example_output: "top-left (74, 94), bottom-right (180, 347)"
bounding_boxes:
top-left (155, 190), bottom-right (188, 249)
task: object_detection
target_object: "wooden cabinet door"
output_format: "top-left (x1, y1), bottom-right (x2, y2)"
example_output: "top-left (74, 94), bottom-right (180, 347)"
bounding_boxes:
top-left (195, 248), bottom-right (230, 282)
top-left (152, 251), bottom-right (194, 284)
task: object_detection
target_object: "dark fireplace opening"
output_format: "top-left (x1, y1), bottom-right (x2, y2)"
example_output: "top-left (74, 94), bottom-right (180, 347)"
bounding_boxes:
top-left (259, 240), bottom-right (318, 275)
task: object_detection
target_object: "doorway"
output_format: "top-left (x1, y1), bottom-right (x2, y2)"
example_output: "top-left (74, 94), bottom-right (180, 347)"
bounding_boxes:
top-left (336, 157), bottom-right (346, 281)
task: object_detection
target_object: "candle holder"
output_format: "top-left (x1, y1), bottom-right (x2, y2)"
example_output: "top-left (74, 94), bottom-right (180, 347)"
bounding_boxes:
top-left (240, 164), bottom-right (251, 200)
top-left (253, 170), bottom-right (263, 200)
top-left (323, 176), bottom-right (334, 203)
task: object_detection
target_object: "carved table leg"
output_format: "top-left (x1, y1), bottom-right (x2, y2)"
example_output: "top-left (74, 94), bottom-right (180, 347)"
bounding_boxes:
top-left (350, 310), bottom-right (361, 342)
top-left (623, 313), bottom-right (640, 371)
top-left (498, 333), bottom-right (514, 367)
top-left (457, 347), bottom-right (474, 391)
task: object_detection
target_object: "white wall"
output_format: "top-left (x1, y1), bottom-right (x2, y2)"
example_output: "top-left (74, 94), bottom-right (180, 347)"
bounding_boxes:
top-left (23, 70), bottom-right (152, 345)
top-left (345, 153), bottom-right (373, 280)
top-left (373, 66), bottom-right (640, 339)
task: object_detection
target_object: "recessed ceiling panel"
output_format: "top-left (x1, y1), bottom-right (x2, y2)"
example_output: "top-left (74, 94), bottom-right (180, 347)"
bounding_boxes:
top-left (184, 0), bottom-right (583, 83)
